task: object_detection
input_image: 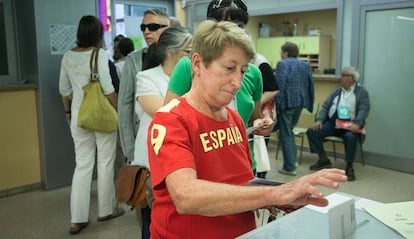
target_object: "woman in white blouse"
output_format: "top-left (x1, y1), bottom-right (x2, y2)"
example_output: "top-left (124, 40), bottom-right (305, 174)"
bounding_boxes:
top-left (131, 26), bottom-right (192, 238)
top-left (59, 15), bottom-right (123, 235)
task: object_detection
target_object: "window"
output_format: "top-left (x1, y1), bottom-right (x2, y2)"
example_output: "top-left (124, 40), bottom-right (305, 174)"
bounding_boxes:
top-left (0, 3), bottom-right (8, 75)
top-left (0, 0), bottom-right (18, 84)
top-left (110, 1), bottom-right (171, 49)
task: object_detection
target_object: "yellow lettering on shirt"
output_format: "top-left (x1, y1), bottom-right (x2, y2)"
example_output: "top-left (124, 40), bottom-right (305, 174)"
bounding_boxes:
top-left (158, 99), bottom-right (180, 113)
top-left (200, 132), bottom-right (213, 152)
top-left (199, 126), bottom-right (243, 152)
top-left (150, 124), bottom-right (167, 155)
top-left (217, 129), bottom-right (226, 148)
top-left (227, 127), bottom-right (235, 145)
top-left (234, 126), bottom-right (243, 143)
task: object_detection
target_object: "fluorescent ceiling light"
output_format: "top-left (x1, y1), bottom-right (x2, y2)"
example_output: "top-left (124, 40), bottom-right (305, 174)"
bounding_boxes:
top-left (396, 16), bottom-right (414, 21)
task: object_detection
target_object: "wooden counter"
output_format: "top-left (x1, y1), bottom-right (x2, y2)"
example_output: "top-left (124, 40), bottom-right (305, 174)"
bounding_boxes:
top-left (0, 85), bottom-right (41, 194)
top-left (0, 83), bottom-right (37, 92)
top-left (313, 74), bottom-right (339, 82)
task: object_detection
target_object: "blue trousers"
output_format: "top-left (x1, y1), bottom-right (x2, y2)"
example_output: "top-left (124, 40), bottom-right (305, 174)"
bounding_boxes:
top-left (306, 118), bottom-right (359, 163)
top-left (277, 107), bottom-right (302, 171)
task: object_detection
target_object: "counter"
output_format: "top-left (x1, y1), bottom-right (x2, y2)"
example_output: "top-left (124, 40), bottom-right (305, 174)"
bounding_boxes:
top-left (0, 84), bottom-right (41, 194)
top-left (313, 74), bottom-right (339, 82)
top-left (0, 83), bottom-right (37, 92)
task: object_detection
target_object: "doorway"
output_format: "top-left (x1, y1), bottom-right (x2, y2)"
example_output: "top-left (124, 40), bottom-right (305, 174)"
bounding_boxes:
top-left (359, 5), bottom-right (414, 173)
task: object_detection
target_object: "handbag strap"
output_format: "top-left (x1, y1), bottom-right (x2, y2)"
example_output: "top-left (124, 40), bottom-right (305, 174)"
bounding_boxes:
top-left (89, 48), bottom-right (100, 82)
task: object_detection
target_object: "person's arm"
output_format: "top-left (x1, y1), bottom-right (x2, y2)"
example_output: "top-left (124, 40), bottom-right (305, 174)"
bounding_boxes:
top-left (138, 95), bottom-right (163, 117)
top-left (61, 95), bottom-right (72, 119)
top-left (164, 90), bottom-right (180, 106)
top-left (136, 69), bottom-right (167, 117)
top-left (98, 49), bottom-right (117, 110)
top-left (259, 62), bottom-right (278, 91)
top-left (261, 90), bottom-right (278, 105)
top-left (353, 87), bottom-right (371, 127)
top-left (166, 167), bottom-right (347, 217)
top-left (108, 60), bottom-right (120, 93)
top-left (118, 52), bottom-right (141, 159)
top-left (105, 92), bottom-right (118, 110)
top-left (163, 57), bottom-right (192, 105)
top-left (316, 89), bottom-right (339, 123)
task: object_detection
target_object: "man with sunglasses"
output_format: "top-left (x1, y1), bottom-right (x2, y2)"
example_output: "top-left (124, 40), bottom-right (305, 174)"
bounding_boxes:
top-left (117, 8), bottom-right (169, 239)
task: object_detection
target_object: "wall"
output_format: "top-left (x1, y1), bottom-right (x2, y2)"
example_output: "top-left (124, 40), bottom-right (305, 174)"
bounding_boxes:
top-left (352, 0), bottom-right (414, 174)
top-left (175, 0), bottom-right (186, 26)
top-left (248, 9), bottom-right (337, 69)
top-left (32, 0), bottom-right (97, 189)
top-left (247, 0), bottom-right (336, 15)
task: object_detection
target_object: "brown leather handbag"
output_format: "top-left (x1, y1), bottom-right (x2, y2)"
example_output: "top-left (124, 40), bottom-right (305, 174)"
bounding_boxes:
top-left (116, 165), bottom-right (150, 209)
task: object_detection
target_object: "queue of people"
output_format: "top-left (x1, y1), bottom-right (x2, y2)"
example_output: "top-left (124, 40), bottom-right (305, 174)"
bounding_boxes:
top-left (59, 0), bottom-right (370, 237)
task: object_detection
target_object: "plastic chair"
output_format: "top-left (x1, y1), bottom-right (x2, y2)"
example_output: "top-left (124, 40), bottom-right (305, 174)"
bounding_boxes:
top-left (275, 102), bottom-right (319, 164)
top-left (323, 134), bottom-right (366, 165)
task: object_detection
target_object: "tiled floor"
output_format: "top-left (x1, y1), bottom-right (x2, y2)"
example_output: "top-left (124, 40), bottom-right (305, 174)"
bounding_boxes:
top-left (1, 141), bottom-right (413, 239)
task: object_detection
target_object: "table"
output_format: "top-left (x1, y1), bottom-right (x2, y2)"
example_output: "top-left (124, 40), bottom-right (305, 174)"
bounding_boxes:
top-left (237, 193), bottom-right (403, 239)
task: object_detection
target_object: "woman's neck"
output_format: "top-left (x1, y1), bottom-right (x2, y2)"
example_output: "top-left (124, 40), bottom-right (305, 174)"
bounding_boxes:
top-left (185, 92), bottom-right (228, 121)
top-left (162, 60), bottom-right (176, 76)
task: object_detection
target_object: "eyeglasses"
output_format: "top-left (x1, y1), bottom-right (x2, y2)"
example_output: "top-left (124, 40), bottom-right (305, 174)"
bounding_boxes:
top-left (140, 23), bottom-right (168, 32)
top-left (341, 73), bottom-right (353, 77)
top-left (212, 0), bottom-right (248, 12)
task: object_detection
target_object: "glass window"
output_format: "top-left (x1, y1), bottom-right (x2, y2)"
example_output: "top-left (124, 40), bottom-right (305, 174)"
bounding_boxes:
top-left (0, 3), bottom-right (9, 75)
top-left (0, 0), bottom-right (17, 84)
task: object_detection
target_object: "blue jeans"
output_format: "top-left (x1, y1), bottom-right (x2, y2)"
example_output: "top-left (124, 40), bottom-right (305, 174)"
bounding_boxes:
top-left (306, 118), bottom-right (359, 163)
top-left (277, 107), bottom-right (302, 171)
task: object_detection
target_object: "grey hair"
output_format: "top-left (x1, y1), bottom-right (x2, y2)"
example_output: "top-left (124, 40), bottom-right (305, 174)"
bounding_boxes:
top-left (143, 26), bottom-right (193, 70)
top-left (144, 9), bottom-right (170, 25)
top-left (342, 66), bottom-right (360, 81)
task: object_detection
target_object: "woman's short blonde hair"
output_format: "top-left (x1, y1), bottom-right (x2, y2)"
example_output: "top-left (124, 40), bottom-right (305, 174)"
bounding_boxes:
top-left (192, 20), bottom-right (255, 66)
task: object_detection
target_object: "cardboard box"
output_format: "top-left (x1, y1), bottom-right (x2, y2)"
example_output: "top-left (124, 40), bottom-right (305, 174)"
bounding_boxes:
top-left (306, 193), bottom-right (356, 239)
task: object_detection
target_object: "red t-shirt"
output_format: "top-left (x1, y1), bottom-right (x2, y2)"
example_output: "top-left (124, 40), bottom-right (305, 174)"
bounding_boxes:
top-left (147, 97), bottom-right (256, 239)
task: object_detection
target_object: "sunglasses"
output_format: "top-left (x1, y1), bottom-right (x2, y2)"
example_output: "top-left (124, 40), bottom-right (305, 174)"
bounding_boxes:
top-left (212, 0), bottom-right (248, 11)
top-left (140, 23), bottom-right (168, 32)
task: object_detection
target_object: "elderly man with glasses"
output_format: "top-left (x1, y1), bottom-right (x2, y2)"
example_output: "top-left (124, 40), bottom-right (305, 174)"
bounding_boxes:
top-left (118, 10), bottom-right (170, 165)
top-left (117, 8), bottom-right (169, 239)
top-left (306, 66), bottom-right (371, 181)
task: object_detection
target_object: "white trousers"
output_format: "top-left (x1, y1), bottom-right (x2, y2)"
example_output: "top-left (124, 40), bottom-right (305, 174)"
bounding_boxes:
top-left (70, 125), bottom-right (117, 223)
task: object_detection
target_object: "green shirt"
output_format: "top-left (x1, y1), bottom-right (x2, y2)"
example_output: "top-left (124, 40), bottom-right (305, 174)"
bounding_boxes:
top-left (168, 56), bottom-right (263, 169)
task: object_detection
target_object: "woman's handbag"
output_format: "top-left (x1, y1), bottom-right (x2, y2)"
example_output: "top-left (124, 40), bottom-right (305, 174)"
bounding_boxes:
top-left (77, 48), bottom-right (118, 133)
top-left (116, 165), bottom-right (150, 209)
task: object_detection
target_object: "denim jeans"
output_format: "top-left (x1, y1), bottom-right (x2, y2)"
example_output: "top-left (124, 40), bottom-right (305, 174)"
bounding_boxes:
top-left (277, 107), bottom-right (302, 171)
top-left (306, 118), bottom-right (359, 163)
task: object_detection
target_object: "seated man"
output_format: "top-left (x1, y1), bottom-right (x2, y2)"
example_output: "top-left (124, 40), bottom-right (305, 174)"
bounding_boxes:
top-left (306, 66), bottom-right (370, 181)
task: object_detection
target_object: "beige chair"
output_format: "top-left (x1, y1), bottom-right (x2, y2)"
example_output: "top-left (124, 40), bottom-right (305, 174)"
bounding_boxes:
top-left (324, 134), bottom-right (366, 165)
top-left (275, 102), bottom-right (319, 164)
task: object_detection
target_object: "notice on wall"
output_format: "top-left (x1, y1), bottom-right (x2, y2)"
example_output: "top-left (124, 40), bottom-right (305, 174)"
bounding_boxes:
top-left (49, 24), bottom-right (77, 55)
